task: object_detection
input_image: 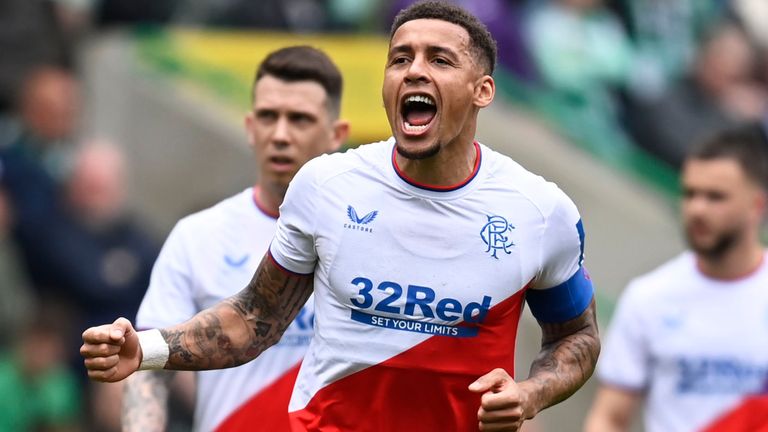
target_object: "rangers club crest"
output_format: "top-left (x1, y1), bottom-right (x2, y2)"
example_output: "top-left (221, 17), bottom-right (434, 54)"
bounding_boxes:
top-left (480, 215), bottom-right (514, 259)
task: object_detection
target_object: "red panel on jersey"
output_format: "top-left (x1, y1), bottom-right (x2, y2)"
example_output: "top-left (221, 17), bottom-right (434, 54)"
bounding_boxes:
top-left (700, 396), bottom-right (768, 432)
top-left (216, 363), bottom-right (301, 432)
top-left (289, 287), bottom-right (529, 431)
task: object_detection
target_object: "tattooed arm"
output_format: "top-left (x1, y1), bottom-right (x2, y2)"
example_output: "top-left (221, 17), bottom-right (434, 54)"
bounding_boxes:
top-left (122, 371), bottom-right (175, 432)
top-left (81, 254), bottom-right (313, 381)
top-left (522, 298), bottom-right (600, 411)
top-left (469, 299), bottom-right (600, 430)
top-left (160, 254), bottom-right (312, 369)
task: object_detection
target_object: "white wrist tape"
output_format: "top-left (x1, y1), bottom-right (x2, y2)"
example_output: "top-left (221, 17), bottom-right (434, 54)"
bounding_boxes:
top-left (137, 329), bottom-right (169, 370)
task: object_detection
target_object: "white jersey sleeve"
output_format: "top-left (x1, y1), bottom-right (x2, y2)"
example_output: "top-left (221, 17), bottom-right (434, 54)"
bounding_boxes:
top-left (269, 157), bottom-right (322, 274)
top-left (525, 185), bottom-right (593, 323)
top-left (597, 280), bottom-right (650, 389)
top-left (135, 220), bottom-right (197, 329)
top-left (534, 186), bottom-right (585, 290)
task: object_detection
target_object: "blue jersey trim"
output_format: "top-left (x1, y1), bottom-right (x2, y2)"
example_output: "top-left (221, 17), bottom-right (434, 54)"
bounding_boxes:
top-left (526, 267), bottom-right (593, 323)
top-left (576, 219), bottom-right (585, 266)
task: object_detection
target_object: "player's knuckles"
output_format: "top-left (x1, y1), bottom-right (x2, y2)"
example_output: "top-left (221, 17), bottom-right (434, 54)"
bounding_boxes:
top-left (478, 406), bottom-right (523, 423)
top-left (92, 343), bottom-right (120, 356)
top-left (82, 325), bottom-right (113, 342)
top-left (481, 390), bottom-right (521, 410)
top-left (80, 342), bottom-right (117, 358)
top-left (84, 354), bottom-right (118, 370)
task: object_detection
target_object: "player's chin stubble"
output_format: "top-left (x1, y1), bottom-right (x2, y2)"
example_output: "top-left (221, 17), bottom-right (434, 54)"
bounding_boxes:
top-left (395, 140), bottom-right (441, 160)
top-left (686, 226), bottom-right (741, 259)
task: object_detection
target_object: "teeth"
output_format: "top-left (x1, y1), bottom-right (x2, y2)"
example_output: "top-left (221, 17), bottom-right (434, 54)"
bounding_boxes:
top-left (405, 95), bottom-right (435, 105)
top-left (404, 122), bottom-right (429, 132)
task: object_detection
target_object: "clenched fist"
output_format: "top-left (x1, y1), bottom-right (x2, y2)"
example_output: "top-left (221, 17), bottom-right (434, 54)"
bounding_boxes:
top-left (469, 368), bottom-right (532, 431)
top-left (80, 317), bottom-right (141, 382)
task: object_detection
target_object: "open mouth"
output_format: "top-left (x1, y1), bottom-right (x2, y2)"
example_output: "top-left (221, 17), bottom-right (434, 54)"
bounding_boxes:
top-left (268, 155), bottom-right (295, 171)
top-left (401, 94), bottom-right (437, 135)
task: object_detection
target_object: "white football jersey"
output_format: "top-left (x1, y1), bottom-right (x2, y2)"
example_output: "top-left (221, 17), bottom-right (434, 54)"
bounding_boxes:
top-left (136, 188), bottom-right (314, 432)
top-left (599, 251), bottom-right (768, 432)
top-left (269, 138), bottom-right (593, 431)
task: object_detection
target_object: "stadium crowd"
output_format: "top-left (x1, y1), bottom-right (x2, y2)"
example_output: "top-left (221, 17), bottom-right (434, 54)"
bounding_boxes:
top-left (2, 0), bottom-right (767, 430)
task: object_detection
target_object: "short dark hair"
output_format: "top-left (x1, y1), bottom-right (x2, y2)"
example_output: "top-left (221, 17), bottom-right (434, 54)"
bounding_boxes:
top-left (390, 1), bottom-right (498, 75)
top-left (254, 46), bottom-right (343, 118)
top-left (687, 123), bottom-right (768, 190)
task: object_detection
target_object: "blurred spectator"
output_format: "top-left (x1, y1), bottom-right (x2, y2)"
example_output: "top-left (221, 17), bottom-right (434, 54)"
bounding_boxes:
top-left (49, 141), bottom-right (157, 332)
top-left (0, 302), bottom-right (81, 432)
top-left (0, 0), bottom-right (87, 114)
top-left (0, 188), bottom-right (34, 349)
top-left (611, 0), bottom-right (723, 101)
top-left (172, 0), bottom-right (328, 31)
top-left (0, 67), bottom-right (81, 291)
top-left (525, 0), bottom-right (636, 156)
top-left (527, 0), bottom-right (633, 105)
top-left (45, 141), bottom-right (158, 431)
top-left (95, 0), bottom-right (175, 26)
top-left (328, 0), bottom-right (384, 31)
top-left (629, 25), bottom-right (767, 168)
top-left (0, 66), bottom-right (80, 183)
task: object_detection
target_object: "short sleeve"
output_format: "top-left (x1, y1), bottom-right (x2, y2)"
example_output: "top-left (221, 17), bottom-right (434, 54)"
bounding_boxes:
top-left (135, 221), bottom-right (197, 329)
top-left (525, 187), bottom-right (593, 322)
top-left (268, 158), bottom-right (321, 274)
top-left (534, 189), bottom-right (585, 289)
top-left (598, 281), bottom-right (651, 390)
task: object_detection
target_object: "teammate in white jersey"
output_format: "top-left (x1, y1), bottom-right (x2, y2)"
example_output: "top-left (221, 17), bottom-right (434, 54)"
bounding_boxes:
top-left (81, 3), bottom-right (600, 431)
top-left (584, 124), bottom-right (768, 432)
top-left (120, 46), bottom-right (348, 432)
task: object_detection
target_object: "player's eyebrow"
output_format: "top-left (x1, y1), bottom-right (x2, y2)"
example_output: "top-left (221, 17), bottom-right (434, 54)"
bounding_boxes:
top-left (388, 44), bottom-right (414, 57)
top-left (388, 44), bottom-right (461, 61)
top-left (426, 45), bottom-right (459, 61)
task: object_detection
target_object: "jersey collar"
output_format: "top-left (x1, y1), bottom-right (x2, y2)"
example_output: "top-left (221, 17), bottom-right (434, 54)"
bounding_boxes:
top-left (391, 141), bottom-right (482, 194)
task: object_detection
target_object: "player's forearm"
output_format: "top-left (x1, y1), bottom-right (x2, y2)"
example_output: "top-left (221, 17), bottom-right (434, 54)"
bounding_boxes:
top-left (158, 255), bottom-right (313, 370)
top-left (122, 370), bottom-right (174, 432)
top-left (520, 299), bottom-right (600, 418)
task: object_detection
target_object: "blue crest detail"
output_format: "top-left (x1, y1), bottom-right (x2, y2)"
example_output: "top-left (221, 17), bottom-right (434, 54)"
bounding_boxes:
top-left (224, 254), bottom-right (250, 267)
top-left (480, 215), bottom-right (514, 259)
top-left (347, 205), bottom-right (378, 225)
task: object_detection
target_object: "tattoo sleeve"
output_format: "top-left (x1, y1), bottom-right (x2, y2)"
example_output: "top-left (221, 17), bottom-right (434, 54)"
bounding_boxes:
top-left (122, 370), bottom-right (175, 432)
top-left (523, 298), bottom-right (600, 417)
top-left (158, 254), bottom-right (313, 370)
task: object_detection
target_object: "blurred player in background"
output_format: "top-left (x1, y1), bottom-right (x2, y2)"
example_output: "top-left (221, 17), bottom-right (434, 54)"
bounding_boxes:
top-left (585, 123), bottom-right (768, 432)
top-left (121, 46), bottom-right (348, 432)
top-left (82, 3), bottom-right (599, 431)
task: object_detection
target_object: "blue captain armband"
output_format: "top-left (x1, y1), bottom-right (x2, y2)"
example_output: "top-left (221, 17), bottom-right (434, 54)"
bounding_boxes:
top-left (526, 267), bottom-right (594, 323)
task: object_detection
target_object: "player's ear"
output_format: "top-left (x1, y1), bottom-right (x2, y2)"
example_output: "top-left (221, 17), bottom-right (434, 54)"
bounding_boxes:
top-left (473, 75), bottom-right (495, 108)
top-left (244, 111), bottom-right (257, 149)
top-left (329, 119), bottom-right (350, 153)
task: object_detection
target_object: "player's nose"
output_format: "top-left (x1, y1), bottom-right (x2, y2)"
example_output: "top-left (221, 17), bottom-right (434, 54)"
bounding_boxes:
top-left (271, 116), bottom-right (291, 147)
top-left (405, 55), bottom-right (430, 84)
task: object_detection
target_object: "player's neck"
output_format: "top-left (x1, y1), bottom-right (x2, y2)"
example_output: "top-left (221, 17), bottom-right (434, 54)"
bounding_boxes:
top-left (253, 183), bottom-right (284, 217)
top-left (696, 240), bottom-right (764, 281)
top-left (395, 138), bottom-right (478, 188)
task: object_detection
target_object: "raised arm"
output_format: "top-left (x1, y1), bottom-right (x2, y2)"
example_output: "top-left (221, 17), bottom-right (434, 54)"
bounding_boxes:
top-left (81, 254), bottom-right (313, 382)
